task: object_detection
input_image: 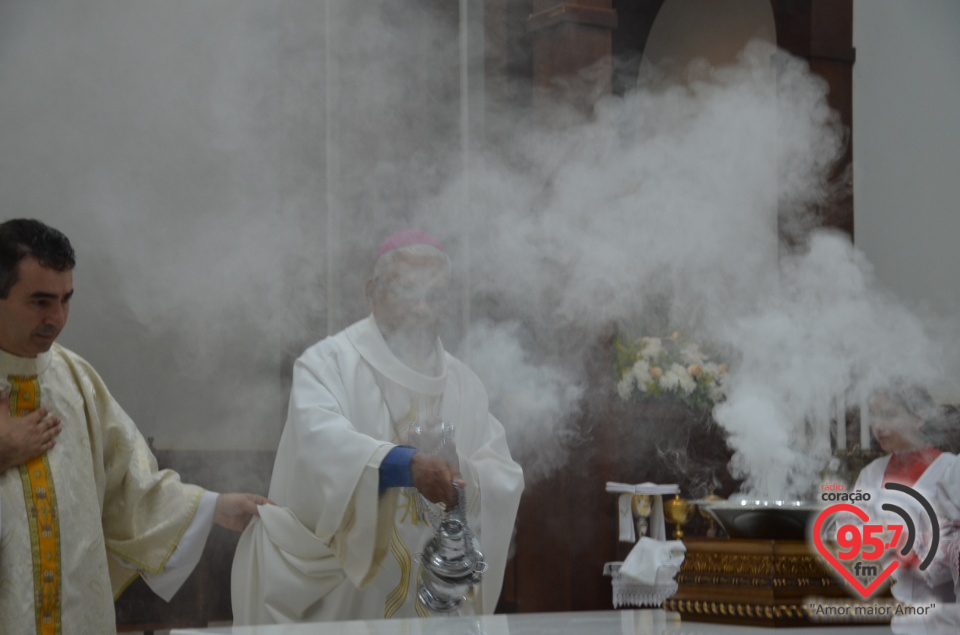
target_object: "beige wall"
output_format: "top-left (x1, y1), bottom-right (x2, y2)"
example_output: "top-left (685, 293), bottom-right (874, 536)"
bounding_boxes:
top-left (853, 0), bottom-right (960, 399)
top-left (853, 1), bottom-right (960, 313)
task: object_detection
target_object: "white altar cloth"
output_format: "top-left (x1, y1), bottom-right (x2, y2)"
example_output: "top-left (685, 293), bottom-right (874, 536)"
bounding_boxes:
top-left (171, 609), bottom-right (904, 635)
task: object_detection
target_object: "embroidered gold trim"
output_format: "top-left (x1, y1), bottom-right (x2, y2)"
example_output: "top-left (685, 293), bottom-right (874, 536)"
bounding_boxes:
top-left (414, 569), bottom-right (429, 618)
top-left (392, 400), bottom-right (419, 444)
top-left (11, 375), bottom-right (61, 635)
top-left (384, 525), bottom-right (412, 618)
top-left (383, 389), bottom-right (445, 617)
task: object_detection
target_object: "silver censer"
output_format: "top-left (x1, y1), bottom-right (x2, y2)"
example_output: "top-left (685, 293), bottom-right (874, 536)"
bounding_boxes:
top-left (416, 482), bottom-right (488, 614)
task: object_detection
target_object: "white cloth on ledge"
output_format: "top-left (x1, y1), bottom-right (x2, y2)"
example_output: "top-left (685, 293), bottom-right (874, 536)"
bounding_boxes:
top-left (610, 574), bottom-right (677, 609)
top-left (619, 537), bottom-right (686, 586)
top-left (605, 537), bottom-right (686, 608)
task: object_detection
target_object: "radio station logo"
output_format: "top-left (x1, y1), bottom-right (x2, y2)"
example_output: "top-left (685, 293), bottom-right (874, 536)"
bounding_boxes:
top-left (812, 482), bottom-right (940, 600)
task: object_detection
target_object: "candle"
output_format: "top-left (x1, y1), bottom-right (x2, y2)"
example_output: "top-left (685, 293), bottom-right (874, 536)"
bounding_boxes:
top-left (835, 396), bottom-right (846, 451)
top-left (859, 398), bottom-right (871, 449)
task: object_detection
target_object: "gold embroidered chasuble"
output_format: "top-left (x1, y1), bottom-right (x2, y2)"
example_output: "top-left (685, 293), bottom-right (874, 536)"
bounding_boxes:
top-left (0, 344), bottom-right (204, 635)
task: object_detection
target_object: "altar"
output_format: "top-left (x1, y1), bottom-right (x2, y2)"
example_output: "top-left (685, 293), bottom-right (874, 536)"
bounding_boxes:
top-left (169, 610), bottom-right (903, 635)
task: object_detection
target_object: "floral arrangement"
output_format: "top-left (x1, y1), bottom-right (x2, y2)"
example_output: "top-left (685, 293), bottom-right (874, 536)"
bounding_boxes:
top-left (615, 331), bottom-right (727, 412)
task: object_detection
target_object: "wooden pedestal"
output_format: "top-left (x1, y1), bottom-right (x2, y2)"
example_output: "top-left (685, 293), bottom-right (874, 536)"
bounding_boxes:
top-left (663, 538), bottom-right (894, 627)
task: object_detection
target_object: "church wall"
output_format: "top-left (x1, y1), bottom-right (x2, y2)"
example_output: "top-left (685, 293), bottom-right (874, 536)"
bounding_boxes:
top-left (852, 0), bottom-right (960, 398)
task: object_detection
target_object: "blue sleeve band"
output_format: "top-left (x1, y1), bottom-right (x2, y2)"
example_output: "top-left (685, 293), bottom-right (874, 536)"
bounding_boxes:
top-left (379, 445), bottom-right (417, 493)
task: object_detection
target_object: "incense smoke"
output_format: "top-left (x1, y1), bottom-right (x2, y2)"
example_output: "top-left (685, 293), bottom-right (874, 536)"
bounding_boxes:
top-left (0, 2), bottom-right (955, 500)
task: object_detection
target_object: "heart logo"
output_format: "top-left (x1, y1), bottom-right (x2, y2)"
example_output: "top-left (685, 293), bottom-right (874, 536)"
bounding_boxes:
top-left (812, 503), bottom-right (899, 599)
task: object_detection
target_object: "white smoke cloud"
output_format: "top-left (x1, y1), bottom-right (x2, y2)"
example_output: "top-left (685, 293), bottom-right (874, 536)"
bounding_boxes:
top-left (426, 41), bottom-right (833, 341)
top-left (458, 320), bottom-right (583, 485)
top-left (714, 230), bottom-right (946, 500)
top-left (416, 40), bottom-right (947, 500)
top-left (1, 3), bottom-right (955, 501)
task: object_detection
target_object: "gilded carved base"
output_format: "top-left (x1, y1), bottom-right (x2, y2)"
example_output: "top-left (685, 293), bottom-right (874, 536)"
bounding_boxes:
top-left (662, 538), bottom-right (891, 627)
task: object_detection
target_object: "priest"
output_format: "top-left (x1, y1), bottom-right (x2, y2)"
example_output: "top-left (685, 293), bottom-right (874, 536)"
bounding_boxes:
top-left (231, 229), bottom-right (524, 623)
top-left (0, 218), bottom-right (269, 634)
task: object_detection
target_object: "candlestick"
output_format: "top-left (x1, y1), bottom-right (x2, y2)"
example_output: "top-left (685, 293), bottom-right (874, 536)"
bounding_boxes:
top-left (835, 395), bottom-right (846, 451)
top-left (859, 397), bottom-right (871, 449)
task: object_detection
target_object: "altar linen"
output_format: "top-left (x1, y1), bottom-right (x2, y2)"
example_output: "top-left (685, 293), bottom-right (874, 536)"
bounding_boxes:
top-left (619, 537), bottom-right (686, 587)
top-left (231, 315), bottom-right (524, 624)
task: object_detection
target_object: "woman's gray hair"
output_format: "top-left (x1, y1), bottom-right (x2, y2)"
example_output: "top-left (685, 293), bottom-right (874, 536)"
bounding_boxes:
top-left (873, 380), bottom-right (951, 448)
top-left (876, 380), bottom-right (940, 421)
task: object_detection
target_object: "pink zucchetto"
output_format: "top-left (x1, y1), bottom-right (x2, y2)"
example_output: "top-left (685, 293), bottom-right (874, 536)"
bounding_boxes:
top-left (375, 229), bottom-right (445, 260)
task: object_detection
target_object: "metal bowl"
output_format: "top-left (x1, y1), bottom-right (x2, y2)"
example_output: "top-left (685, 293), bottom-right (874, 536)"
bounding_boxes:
top-left (695, 500), bottom-right (821, 540)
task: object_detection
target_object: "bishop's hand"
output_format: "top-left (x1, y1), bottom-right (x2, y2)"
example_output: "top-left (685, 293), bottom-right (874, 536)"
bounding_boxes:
top-left (411, 452), bottom-right (464, 508)
top-left (0, 390), bottom-right (61, 473)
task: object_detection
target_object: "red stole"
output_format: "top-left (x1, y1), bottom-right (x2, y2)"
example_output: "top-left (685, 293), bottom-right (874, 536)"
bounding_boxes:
top-left (882, 446), bottom-right (942, 487)
top-left (881, 446), bottom-right (941, 569)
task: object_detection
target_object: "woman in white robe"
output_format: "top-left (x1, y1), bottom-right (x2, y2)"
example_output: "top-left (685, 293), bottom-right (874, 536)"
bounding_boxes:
top-left (846, 385), bottom-right (958, 604)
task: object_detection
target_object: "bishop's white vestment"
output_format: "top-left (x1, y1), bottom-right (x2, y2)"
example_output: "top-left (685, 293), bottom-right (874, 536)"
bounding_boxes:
top-left (231, 316), bottom-right (524, 624)
top-left (0, 344), bottom-right (207, 635)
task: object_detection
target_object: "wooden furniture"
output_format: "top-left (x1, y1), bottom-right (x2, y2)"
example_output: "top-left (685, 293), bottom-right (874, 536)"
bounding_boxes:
top-left (664, 538), bottom-right (895, 627)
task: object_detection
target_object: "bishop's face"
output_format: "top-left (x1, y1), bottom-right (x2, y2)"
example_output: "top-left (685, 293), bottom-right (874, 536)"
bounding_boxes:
top-left (369, 251), bottom-right (450, 360)
top-left (868, 393), bottom-right (925, 454)
top-left (0, 257), bottom-right (74, 358)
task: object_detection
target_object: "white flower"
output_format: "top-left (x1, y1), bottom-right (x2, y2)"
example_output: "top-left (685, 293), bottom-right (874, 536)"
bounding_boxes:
top-left (618, 359), bottom-right (654, 400)
top-left (680, 343), bottom-right (705, 365)
top-left (630, 359), bottom-right (652, 386)
top-left (616, 333), bottom-right (726, 407)
top-left (660, 366), bottom-right (682, 391)
top-left (670, 363), bottom-right (697, 394)
top-left (639, 337), bottom-right (662, 360)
